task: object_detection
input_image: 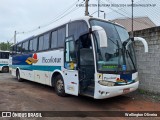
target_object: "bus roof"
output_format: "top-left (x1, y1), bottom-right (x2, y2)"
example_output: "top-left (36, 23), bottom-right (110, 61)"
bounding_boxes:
top-left (70, 16), bottom-right (125, 28)
top-left (33, 16), bottom-right (125, 37)
top-left (14, 16), bottom-right (125, 45)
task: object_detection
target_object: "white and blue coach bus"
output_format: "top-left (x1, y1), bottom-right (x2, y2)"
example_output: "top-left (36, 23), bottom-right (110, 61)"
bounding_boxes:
top-left (10, 17), bottom-right (148, 99)
top-left (0, 50), bottom-right (9, 72)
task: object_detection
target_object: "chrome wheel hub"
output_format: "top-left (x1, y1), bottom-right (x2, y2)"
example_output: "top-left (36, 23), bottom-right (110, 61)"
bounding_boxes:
top-left (56, 79), bottom-right (64, 92)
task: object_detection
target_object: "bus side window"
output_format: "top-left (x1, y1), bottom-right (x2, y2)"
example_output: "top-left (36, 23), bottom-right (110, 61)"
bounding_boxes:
top-left (58, 26), bottom-right (66, 48)
top-left (51, 30), bottom-right (58, 49)
top-left (33, 38), bottom-right (38, 52)
top-left (29, 39), bottom-right (33, 52)
top-left (6, 52), bottom-right (9, 59)
top-left (22, 41), bottom-right (29, 54)
top-left (29, 38), bottom-right (37, 52)
top-left (17, 43), bottom-right (22, 54)
top-left (38, 36), bottom-right (44, 51)
top-left (10, 46), bottom-right (13, 56)
top-left (13, 45), bottom-right (17, 55)
top-left (43, 33), bottom-right (50, 50)
top-left (1, 52), bottom-right (9, 59)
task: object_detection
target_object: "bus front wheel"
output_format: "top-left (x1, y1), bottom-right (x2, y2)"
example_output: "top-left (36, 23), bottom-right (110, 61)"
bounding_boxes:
top-left (16, 70), bottom-right (23, 82)
top-left (55, 75), bottom-right (66, 97)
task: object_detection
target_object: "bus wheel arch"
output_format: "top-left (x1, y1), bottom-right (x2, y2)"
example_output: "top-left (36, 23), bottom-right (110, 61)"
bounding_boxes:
top-left (16, 68), bottom-right (23, 82)
top-left (51, 71), bottom-right (66, 97)
top-left (51, 72), bottom-right (60, 87)
top-left (2, 66), bottom-right (9, 73)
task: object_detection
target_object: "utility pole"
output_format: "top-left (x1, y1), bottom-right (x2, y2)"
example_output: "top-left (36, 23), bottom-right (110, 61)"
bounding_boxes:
top-left (14, 31), bottom-right (16, 44)
top-left (7, 41), bottom-right (9, 50)
top-left (85, 0), bottom-right (89, 16)
top-left (131, 0), bottom-right (134, 38)
top-left (98, 0), bottom-right (100, 17)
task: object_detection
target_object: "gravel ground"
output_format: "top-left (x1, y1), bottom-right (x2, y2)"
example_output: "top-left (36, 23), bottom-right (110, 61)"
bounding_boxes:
top-left (0, 73), bottom-right (159, 120)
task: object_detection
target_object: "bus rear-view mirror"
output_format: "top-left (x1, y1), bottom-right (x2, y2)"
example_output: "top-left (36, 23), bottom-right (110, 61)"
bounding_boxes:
top-left (92, 26), bottom-right (108, 48)
top-left (126, 37), bottom-right (148, 53)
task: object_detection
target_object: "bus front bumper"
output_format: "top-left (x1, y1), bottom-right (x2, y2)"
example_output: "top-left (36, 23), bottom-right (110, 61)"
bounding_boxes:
top-left (94, 81), bottom-right (139, 99)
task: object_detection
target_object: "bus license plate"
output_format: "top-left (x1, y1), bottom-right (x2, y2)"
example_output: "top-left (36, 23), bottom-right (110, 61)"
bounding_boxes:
top-left (123, 88), bottom-right (130, 93)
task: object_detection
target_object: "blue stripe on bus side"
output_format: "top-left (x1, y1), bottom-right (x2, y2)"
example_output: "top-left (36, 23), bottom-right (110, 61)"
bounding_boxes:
top-left (0, 64), bottom-right (8, 66)
top-left (10, 65), bottom-right (61, 71)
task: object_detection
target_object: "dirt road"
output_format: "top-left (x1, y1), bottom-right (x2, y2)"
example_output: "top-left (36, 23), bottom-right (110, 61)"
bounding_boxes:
top-left (0, 73), bottom-right (160, 120)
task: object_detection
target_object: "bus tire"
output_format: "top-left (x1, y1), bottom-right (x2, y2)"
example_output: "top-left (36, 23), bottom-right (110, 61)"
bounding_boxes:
top-left (55, 75), bottom-right (66, 97)
top-left (16, 70), bottom-right (23, 82)
top-left (2, 66), bottom-right (9, 73)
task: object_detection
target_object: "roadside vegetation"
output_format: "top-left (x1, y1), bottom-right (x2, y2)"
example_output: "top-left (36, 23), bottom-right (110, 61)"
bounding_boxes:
top-left (0, 42), bottom-right (13, 51)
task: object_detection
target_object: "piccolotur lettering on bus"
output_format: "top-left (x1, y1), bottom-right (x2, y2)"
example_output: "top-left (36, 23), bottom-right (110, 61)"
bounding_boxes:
top-left (42, 57), bottom-right (61, 63)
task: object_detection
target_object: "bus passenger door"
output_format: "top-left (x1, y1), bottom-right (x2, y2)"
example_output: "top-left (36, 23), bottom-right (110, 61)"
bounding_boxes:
top-left (63, 36), bottom-right (79, 96)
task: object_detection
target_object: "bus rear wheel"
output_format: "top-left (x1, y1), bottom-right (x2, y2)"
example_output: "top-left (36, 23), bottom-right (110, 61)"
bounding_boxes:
top-left (55, 75), bottom-right (66, 97)
top-left (16, 70), bottom-right (23, 82)
top-left (2, 67), bottom-right (9, 73)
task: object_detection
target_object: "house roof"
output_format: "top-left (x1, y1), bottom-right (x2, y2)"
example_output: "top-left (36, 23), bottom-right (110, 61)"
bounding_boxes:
top-left (111, 16), bottom-right (156, 32)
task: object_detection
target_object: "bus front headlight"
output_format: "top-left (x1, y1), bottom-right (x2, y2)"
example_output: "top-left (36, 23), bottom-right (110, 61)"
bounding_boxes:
top-left (98, 80), bottom-right (115, 86)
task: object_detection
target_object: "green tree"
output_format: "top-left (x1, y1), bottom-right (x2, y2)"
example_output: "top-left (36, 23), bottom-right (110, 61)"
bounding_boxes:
top-left (0, 42), bottom-right (13, 51)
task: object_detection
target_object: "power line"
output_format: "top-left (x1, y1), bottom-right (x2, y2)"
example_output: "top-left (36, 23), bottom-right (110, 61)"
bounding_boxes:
top-left (39, 0), bottom-right (81, 28)
top-left (17, 0), bottom-right (81, 35)
top-left (100, 0), bottom-right (154, 27)
top-left (105, 0), bottom-right (144, 15)
top-left (104, 0), bottom-right (159, 26)
top-left (12, 1), bottom-right (84, 43)
top-left (42, 4), bottom-right (83, 26)
top-left (99, 0), bottom-right (130, 17)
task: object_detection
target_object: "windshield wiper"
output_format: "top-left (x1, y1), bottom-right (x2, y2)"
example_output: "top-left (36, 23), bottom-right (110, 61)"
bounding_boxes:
top-left (126, 48), bottom-right (137, 71)
top-left (108, 37), bottom-right (121, 73)
top-left (108, 37), bottom-right (119, 47)
top-left (116, 40), bottom-right (121, 73)
top-left (122, 37), bottom-right (137, 71)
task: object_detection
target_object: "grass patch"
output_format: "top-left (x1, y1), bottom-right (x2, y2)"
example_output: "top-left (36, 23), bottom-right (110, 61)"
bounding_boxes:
top-left (138, 89), bottom-right (160, 101)
top-left (138, 89), bottom-right (147, 94)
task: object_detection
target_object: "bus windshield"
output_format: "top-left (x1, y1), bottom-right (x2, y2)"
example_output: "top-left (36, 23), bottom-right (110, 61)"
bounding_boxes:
top-left (90, 19), bottom-right (137, 73)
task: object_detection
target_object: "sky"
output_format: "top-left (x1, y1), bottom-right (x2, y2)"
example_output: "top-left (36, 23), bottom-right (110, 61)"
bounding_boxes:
top-left (0, 0), bottom-right (159, 43)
